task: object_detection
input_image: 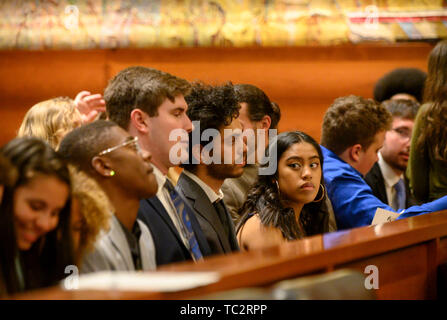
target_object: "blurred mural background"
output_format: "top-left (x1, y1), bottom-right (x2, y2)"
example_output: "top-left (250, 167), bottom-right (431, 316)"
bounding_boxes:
top-left (0, 1), bottom-right (445, 144)
top-left (1, 0), bottom-right (446, 50)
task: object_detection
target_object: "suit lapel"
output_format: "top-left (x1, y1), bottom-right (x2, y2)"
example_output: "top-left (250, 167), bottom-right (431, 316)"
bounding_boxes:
top-left (108, 216), bottom-right (134, 270)
top-left (146, 196), bottom-right (185, 246)
top-left (221, 202), bottom-right (240, 250)
top-left (371, 163), bottom-right (389, 204)
top-left (178, 173), bottom-right (231, 252)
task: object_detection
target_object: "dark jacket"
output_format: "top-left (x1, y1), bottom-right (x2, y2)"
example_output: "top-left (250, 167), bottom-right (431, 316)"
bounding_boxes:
top-left (364, 162), bottom-right (419, 209)
top-left (138, 195), bottom-right (211, 266)
top-left (176, 172), bottom-right (239, 256)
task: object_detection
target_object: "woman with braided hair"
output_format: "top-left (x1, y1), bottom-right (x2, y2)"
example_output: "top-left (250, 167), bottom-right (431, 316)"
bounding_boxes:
top-left (236, 131), bottom-right (336, 251)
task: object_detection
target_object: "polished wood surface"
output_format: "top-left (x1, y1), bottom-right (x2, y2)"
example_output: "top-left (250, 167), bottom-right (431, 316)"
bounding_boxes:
top-left (0, 43), bottom-right (432, 146)
top-left (11, 210), bottom-right (447, 300)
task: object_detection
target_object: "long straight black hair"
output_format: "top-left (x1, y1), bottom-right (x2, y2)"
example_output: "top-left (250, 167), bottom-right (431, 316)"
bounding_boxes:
top-left (237, 131), bottom-right (330, 240)
top-left (0, 137), bottom-right (74, 295)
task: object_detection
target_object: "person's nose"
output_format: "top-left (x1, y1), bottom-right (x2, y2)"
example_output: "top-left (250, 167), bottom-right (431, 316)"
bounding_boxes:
top-left (184, 114), bottom-right (193, 133)
top-left (141, 149), bottom-right (152, 163)
top-left (302, 165), bottom-right (312, 180)
top-left (35, 211), bottom-right (58, 234)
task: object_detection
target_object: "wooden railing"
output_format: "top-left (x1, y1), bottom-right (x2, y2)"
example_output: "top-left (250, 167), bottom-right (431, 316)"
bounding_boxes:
top-left (12, 210), bottom-right (447, 300)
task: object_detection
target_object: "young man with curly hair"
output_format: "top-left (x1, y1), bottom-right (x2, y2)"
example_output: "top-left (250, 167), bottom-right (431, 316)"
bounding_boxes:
top-left (177, 82), bottom-right (245, 255)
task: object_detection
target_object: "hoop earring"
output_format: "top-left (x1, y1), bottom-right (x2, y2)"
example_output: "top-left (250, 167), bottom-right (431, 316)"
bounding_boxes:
top-left (275, 180), bottom-right (281, 196)
top-left (313, 184), bottom-right (325, 202)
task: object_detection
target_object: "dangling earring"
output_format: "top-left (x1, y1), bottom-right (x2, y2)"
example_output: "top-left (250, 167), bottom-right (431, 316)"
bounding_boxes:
top-left (109, 170), bottom-right (115, 177)
top-left (313, 184), bottom-right (325, 202)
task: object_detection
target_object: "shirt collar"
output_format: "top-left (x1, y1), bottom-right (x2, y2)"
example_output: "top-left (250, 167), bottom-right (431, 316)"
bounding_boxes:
top-left (152, 164), bottom-right (171, 194)
top-left (378, 152), bottom-right (403, 187)
top-left (183, 170), bottom-right (224, 203)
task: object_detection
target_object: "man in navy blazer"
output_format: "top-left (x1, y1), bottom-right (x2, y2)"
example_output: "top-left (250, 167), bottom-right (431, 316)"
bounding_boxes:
top-left (104, 66), bottom-right (211, 266)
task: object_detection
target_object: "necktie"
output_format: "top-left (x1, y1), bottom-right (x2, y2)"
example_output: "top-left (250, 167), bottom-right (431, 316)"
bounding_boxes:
top-left (392, 178), bottom-right (406, 211)
top-left (164, 180), bottom-right (203, 261)
top-left (213, 199), bottom-right (230, 239)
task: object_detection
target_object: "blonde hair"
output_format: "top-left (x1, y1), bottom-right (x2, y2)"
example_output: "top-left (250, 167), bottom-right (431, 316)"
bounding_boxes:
top-left (17, 97), bottom-right (82, 149)
top-left (69, 166), bottom-right (113, 263)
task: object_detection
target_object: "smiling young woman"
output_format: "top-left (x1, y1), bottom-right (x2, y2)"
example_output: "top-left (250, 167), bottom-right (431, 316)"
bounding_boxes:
top-left (0, 137), bottom-right (74, 296)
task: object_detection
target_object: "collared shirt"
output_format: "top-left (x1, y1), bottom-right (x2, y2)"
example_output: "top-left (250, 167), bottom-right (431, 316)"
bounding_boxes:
top-left (117, 219), bottom-right (142, 270)
top-left (152, 165), bottom-right (190, 248)
top-left (377, 152), bottom-right (404, 207)
top-left (321, 145), bottom-right (447, 228)
top-left (182, 170), bottom-right (224, 204)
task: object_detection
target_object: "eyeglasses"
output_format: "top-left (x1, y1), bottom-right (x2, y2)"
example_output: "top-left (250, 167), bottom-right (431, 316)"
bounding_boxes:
top-left (97, 136), bottom-right (142, 156)
top-left (392, 127), bottom-right (412, 140)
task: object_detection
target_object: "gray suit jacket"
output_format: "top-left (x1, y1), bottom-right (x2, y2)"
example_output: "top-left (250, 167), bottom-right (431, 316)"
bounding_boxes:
top-left (221, 164), bottom-right (258, 223)
top-left (81, 215), bottom-right (156, 273)
top-left (176, 172), bottom-right (239, 256)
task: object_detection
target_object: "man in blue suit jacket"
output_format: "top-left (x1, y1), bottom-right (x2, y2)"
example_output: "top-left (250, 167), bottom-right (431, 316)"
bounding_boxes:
top-left (320, 95), bottom-right (447, 230)
top-left (105, 66), bottom-right (211, 266)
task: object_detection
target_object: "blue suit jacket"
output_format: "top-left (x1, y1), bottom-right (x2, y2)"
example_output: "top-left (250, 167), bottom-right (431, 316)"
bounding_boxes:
top-left (321, 146), bottom-right (447, 229)
top-left (138, 195), bottom-right (211, 266)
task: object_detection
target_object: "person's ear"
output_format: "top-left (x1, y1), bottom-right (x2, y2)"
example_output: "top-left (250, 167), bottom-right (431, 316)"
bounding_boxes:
top-left (91, 156), bottom-right (115, 177)
top-left (130, 109), bottom-right (149, 134)
top-left (259, 115), bottom-right (272, 130)
top-left (349, 144), bottom-right (363, 163)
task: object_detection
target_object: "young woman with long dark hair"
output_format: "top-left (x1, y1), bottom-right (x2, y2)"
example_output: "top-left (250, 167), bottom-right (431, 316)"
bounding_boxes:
top-left (236, 131), bottom-right (336, 251)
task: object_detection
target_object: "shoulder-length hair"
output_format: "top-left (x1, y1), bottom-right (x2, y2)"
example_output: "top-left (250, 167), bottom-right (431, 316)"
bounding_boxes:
top-left (417, 40), bottom-right (447, 161)
top-left (17, 97), bottom-right (81, 149)
top-left (0, 137), bottom-right (74, 295)
top-left (237, 131), bottom-right (329, 240)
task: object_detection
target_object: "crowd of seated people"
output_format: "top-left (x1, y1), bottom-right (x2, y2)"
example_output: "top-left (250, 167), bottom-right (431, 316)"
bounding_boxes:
top-left (2, 40), bottom-right (447, 297)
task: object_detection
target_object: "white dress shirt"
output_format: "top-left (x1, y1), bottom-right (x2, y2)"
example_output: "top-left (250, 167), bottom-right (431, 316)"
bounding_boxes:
top-left (377, 152), bottom-right (404, 208)
top-left (182, 170), bottom-right (224, 204)
top-left (152, 165), bottom-right (190, 249)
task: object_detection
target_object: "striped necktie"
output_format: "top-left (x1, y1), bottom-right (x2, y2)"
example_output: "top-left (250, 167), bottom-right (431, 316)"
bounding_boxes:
top-left (164, 180), bottom-right (203, 261)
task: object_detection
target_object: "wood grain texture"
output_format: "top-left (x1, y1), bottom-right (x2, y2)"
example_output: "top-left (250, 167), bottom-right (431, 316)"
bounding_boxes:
top-left (10, 210), bottom-right (447, 300)
top-left (0, 43), bottom-right (432, 146)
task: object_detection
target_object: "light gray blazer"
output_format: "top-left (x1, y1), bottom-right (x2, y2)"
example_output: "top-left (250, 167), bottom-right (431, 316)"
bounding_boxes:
top-left (81, 215), bottom-right (156, 273)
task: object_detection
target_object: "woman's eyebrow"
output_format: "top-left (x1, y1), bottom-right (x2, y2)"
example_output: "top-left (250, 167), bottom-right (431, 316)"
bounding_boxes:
top-left (286, 155), bottom-right (320, 161)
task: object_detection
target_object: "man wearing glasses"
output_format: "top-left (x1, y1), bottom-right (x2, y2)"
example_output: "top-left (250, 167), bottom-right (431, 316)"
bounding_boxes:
top-left (364, 99), bottom-right (421, 211)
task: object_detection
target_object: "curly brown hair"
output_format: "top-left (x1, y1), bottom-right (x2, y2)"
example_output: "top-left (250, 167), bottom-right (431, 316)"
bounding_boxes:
top-left (69, 166), bottom-right (112, 263)
top-left (321, 95), bottom-right (392, 155)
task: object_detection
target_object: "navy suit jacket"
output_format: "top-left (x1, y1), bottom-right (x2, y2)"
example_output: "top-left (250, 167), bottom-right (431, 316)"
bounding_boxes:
top-left (138, 195), bottom-right (211, 266)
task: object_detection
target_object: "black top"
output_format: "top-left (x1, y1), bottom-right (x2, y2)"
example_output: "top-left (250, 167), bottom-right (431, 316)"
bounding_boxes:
top-left (117, 220), bottom-right (142, 270)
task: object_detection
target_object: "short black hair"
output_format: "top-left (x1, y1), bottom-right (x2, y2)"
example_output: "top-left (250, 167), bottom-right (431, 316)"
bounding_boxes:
top-left (373, 68), bottom-right (426, 103)
top-left (182, 82), bottom-right (239, 171)
top-left (58, 120), bottom-right (119, 173)
top-left (234, 84), bottom-right (281, 129)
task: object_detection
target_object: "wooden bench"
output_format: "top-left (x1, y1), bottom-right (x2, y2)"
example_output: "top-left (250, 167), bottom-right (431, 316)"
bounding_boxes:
top-left (11, 210), bottom-right (447, 300)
